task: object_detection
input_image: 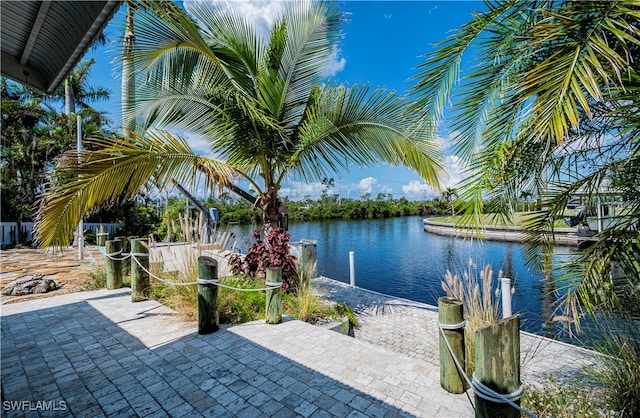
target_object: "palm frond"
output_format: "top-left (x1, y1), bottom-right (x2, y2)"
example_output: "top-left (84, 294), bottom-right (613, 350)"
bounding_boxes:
top-left (288, 84), bottom-right (444, 188)
top-left (34, 130), bottom-right (236, 249)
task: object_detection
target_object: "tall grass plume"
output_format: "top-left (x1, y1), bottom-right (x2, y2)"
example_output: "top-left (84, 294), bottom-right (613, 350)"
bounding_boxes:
top-left (441, 259), bottom-right (513, 375)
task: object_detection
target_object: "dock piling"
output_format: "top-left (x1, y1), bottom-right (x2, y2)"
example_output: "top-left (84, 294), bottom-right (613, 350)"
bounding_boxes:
top-left (349, 251), bottom-right (355, 287)
top-left (265, 267), bottom-right (283, 324)
top-left (131, 238), bottom-right (150, 302)
top-left (438, 297), bottom-right (466, 394)
top-left (105, 239), bottom-right (123, 289)
top-left (474, 315), bottom-right (521, 418)
top-left (198, 256), bottom-right (219, 334)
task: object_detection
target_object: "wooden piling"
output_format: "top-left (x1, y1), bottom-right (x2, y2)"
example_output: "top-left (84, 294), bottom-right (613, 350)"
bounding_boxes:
top-left (130, 238), bottom-right (149, 302)
top-left (97, 232), bottom-right (108, 246)
top-left (198, 256), bottom-right (219, 334)
top-left (105, 239), bottom-right (123, 290)
top-left (115, 236), bottom-right (130, 253)
top-left (438, 297), bottom-right (466, 394)
top-left (474, 315), bottom-right (521, 418)
top-left (116, 236), bottom-right (130, 275)
top-left (265, 267), bottom-right (283, 324)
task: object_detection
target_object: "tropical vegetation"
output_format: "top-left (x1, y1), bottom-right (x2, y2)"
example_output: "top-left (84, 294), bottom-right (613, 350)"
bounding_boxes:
top-left (414, 0), bottom-right (640, 325)
top-left (35, 0), bottom-right (443, 249)
top-left (0, 77), bottom-right (109, 223)
top-left (417, 1), bottom-right (639, 414)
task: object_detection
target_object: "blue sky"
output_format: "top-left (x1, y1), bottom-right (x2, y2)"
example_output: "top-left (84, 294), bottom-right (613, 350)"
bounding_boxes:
top-left (85, 1), bottom-right (486, 201)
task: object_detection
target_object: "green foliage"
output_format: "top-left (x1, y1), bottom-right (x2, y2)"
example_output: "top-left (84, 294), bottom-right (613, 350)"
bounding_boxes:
top-left (1, 65), bottom-right (111, 225)
top-left (413, 0), bottom-right (640, 326)
top-left (82, 267), bottom-right (107, 290)
top-left (218, 275), bottom-right (266, 324)
top-left (35, 1), bottom-right (443, 249)
top-left (583, 315), bottom-right (640, 416)
top-left (283, 285), bottom-right (333, 323)
top-left (334, 301), bottom-right (360, 329)
top-left (521, 376), bottom-right (604, 418)
top-left (119, 202), bottom-right (164, 239)
top-left (1, 81), bottom-right (74, 222)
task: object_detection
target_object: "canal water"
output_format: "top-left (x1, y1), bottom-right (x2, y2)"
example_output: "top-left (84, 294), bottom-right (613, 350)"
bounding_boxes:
top-left (223, 216), bottom-right (574, 336)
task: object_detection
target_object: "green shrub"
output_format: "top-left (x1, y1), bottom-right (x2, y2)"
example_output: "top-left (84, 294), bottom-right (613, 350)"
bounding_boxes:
top-left (584, 314), bottom-right (640, 416)
top-left (218, 275), bottom-right (266, 324)
top-left (283, 285), bottom-right (333, 323)
top-left (82, 267), bottom-right (107, 290)
top-left (521, 376), bottom-right (604, 418)
top-left (335, 301), bottom-right (360, 329)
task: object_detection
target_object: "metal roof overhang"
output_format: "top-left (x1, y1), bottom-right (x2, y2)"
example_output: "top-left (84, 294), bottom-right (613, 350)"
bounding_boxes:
top-left (1, 0), bottom-right (122, 94)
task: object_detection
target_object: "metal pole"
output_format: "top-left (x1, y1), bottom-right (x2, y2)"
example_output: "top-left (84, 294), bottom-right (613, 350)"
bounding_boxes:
top-left (349, 251), bottom-right (355, 287)
top-left (501, 278), bottom-right (512, 318)
top-left (597, 195), bottom-right (603, 233)
top-left (77, 114), bottom-right (84, 260)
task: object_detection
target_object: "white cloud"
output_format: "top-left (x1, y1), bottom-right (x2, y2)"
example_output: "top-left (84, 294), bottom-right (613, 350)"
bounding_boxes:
top-left (400, 154), bottom-right (467, 199)
top-left (185, 0), bottom-right (346, 76)
top-left (402, 180), bottom-right (429, 195)
top-left (186, 1), bottom-right (285, 39)
top-left (323, 46), bottom-right (347, 76)
top-left (279, 180), bottom-right (325, 200)
top-left (443, 154), bottom-right (465, 189)
top-left (181, 131), bottom-right (214, 157)
top-left (357, 177), bottom-right (377, 194)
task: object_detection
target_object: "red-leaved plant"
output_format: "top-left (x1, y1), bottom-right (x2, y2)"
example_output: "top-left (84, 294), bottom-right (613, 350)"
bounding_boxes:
top-left (228, 228), bottom-right (298, 291)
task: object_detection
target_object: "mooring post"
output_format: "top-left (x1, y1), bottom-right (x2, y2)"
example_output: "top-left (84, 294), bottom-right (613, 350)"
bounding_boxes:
top-left (438, 297), bottom-right (466, 394)
top-left (105, 239), bottom-right (123, 290)
top-left (349, 251), bottom-right (355, 287)
top-left (501, 278), bottom-right (512, 318)
top-left (97, 232), bottom-right (108, 247)
top-left (197, 256), bottom-right (219, 334)
top-left (115, 236), bottom-right (130, 253)
top-left (474, 315), bottom-right (521, 418)
top-left (265, 267), bottom-right (283, 324)
top-left (116, 235), bottom-right (131, 275)
top-left (130, 238), bottom-right (150, 302)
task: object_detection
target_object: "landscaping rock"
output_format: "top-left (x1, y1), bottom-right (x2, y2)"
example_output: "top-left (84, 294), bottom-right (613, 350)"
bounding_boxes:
top-left (2, 273), bottom-right (62, 296)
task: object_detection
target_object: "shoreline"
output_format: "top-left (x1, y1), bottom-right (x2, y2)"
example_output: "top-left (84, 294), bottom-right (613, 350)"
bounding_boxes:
top-left (422, 218), bottom-right (593, 247)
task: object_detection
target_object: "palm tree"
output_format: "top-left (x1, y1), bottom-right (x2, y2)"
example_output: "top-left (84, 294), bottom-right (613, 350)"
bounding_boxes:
top-left (35, 1), bottom-right (443, 249)
top-left (48, 59), bottom-right (110, 116)
top-left (519, 190), bottom-right (533, 212)
top-left (121, 0), bottom-right (136, 137)
top-left (412, 1), bottom-right (640, 318)
top-left (441, 187), bottom-right (457, 216)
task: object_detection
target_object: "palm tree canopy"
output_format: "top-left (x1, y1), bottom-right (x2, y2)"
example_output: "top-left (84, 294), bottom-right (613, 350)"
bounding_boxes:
top-left (49, 59), bottom-right (111, 109)
top-left (412, 0), bottom-right (640, 321)
top-left (35, 1), bottom-right (443, 249)
top-left (413, 0), bottom-right (639, 218)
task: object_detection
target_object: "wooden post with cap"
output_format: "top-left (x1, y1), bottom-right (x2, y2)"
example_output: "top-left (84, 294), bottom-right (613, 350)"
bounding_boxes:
top-left (130, 238), bottom-right (149, 302)
top-left (474, 315), bottom-right (521, 418)
top-left (438, 296), bottom-right (466, 394)
top-left (265, 267), bottom-right (282, 324)
top-left (198, 256), bottom-right (219, 334)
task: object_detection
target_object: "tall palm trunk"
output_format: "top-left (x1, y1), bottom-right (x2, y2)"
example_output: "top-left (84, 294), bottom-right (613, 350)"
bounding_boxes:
top-left (122, 1), bottom-right (136, 137)
top-left (64, 79), bottom-right (75, 115)
top-left (121, 1), bottom-right (136, 232)
top-left (260, 189), bottom-right (281, 231)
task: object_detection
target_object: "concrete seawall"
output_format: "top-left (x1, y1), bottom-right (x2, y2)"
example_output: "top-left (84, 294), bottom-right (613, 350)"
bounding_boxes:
top-left (422, 218), bottom-right (592, 247)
